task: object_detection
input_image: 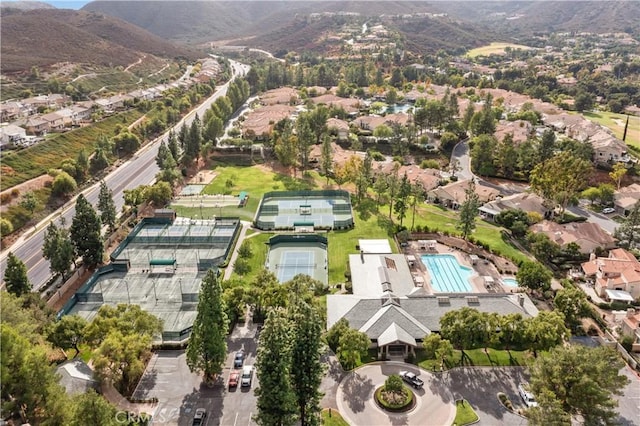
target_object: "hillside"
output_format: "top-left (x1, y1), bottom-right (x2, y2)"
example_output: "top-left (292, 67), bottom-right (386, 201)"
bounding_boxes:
top-left (0, 8), bottom-right (199, 73)
top-left (0, 1), bottom-right (54, 10)
top-left (431, 1), bottom-right (640, 37)
top-left (82, 1), bottom-right (439, 43)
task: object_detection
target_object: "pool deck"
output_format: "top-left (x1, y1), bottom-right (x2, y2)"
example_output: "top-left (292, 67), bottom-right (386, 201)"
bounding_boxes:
top-left (405, 241), bottom-right (517, 294)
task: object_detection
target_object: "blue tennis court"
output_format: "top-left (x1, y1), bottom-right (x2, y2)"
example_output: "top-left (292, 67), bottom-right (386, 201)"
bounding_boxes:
top-left (277, 250), bottom-right (316, 282)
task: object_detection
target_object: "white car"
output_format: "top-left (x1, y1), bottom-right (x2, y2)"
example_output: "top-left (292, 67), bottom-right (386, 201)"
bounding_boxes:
top-left (518, 383), bottom-right (538, 408)
top-left (241, 365), bottom-right (253, 387)
top-left (602, 207), bottom-right (615, 214)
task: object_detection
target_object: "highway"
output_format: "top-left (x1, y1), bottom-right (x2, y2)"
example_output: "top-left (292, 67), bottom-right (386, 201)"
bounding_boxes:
top-left (0, 59), bottom-right (249, 291)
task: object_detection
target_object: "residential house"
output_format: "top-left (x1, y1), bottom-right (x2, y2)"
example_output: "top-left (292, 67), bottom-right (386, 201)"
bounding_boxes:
top-left (310, 94), bottom-right (361, 114)
top-left (480, 192), bottom-right (551, 221)
top-left (40, 112), bottom-right (65, 131)
top-left (25, 116), bottom-right (49, 135)
top-left (376, 163), bottom-right (442, 192)
top-left (590, 132), bottom-right (629, 166)
top-left (241, 104), bottom-right (296, 140)
top-left (326, 118), bottom-right (349, 141)
top-left (0, 124), bottom-right (27, 148)
top-left (56, 108), bottom-right (75, 127)
top-left (71, 105), bottom-right (92, 124)
top-left (352, 113), bottom-right (410, 133)
top-left (614, 184), bottom-right (640, 216)
top-left (427, 179), bottom-right (500, 209)
top-left (261, 87), bottom-right (299, 106)
top-left (620, 309), bottom-right (640, 352)
top-left (582, 248), bottom-right (640, 300)
top-left (494, 120), bottom-right (533, 144)
top-left (328, 252), bottom-right (538, 358)
top-left (531, 220), bottom-right (617, 254)
top-left (0, 101), bottom-right (24, 122)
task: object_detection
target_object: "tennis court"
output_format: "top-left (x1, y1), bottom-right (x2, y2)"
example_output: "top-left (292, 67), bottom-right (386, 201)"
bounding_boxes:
top-left (276, 251), bottom-right (316, 282)
top-left (267, 235), bottom-right (328, 284)
top-left (255, 190), bottom-right (354, 231)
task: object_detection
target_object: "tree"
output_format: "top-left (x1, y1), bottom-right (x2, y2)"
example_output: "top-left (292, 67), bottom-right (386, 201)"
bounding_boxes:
top-left (167, 129), bottom-right (180, 161)
top-left (320, 135), bottom-right (333, 185)
top-left (93, 331), bottom-right (152, 395)
top-left (553, 287), bottom-right (589, 331)
top-left (581, 187), bottom-right (601, 205)
top-left (495, 133), bottom-right (518, 179)
top-left (616, 200), bottom-right (640, 247)
top-left (422, 334), bottom-right (453, 367)
top-left (52, 171), bottom-right (77, 197)
top-left (537, 129), bottom-right (556, 163)
top-left (609, 162), bottom-right (627, 190)
top-left (90, 148), bottom-right (110, 174)
top-left (499, 313), bottom-right (526, 354)
top-left (525, 311), bottom-right (569, 357)
top-left (76, 150), bottom-right (89, 182)
top-left (325, 318), bottom-right (349, 353)
top-left (19, 192), bottom-right (38, 215)
top-left (385, 375), bottom-right (404, 393)
top-left (529, 345), bottom-right (629, 424)
top-left (4, 252), bottom-right (31, 296)
top-left (146, 181), bottom-right (173, 206)
top-left (289, 300), bottom-right (324, 426)
top-left (47, 315), bottom-right (88, 358)
top-left (457, 180), bottom-right (480, 240)
top-left (255, 309), bottom-right (297, 426)
top-left (296, 117), bottom-right (314, 173)
top-left (440, 308), bottom-right (481, 363)
top-left (337, 328), bottom-right (370, 370)
top-left (97, 181), bottom-right (117, 232)
top-left (393, 173), bottom-right (412, 226)
top-left (111, 131), bottom-right (140, 156)
top-left (470, 134), bottom-right (497, 176)
top-left (410, 182), bottom-right (425, 231)
top-left (530, 152), bottom-right (592, 215)
top-left (186, 269), bottom-right (229, 383)
top-left (70, 194), bottom-right (103, 267)
top-left (0, 217), bottom-right (13, 237)
top-left (574, 91), bottom-right (594, 112)
top-left (84, 304), bottom-right (162, 347)
top-left (516, 261), bottom-right (552, 292)
top-left (70, 390), bottom-right (119, 426)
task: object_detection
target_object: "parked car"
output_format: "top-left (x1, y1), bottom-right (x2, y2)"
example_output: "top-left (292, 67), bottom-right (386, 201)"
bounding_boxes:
top-left (234, 350), bottom-right (245, 368)
top-left (228, 370), bottom-right (239, 389)
top-left (192, 408), bottom-right (207, 426)
top-left (241, 365), bottom-right (253, 388)
top-left (399, 370), bottom-right (424, 389)
top-left (602, 207), bottom-right (615, 214)
top-left (518, 383), bottom-right (538, 408)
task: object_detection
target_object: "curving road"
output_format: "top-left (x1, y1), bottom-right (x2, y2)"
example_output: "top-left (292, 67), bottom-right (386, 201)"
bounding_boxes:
top-left (0, 59), bottom-right (249, 291)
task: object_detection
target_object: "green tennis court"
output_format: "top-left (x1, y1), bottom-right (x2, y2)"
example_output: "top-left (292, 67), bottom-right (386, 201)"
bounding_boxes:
top-left (267, 235), bottom-right (328, 284)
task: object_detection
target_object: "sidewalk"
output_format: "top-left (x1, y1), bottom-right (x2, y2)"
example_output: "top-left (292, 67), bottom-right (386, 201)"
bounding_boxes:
top-left (223, 221), bottom-right (260, 281)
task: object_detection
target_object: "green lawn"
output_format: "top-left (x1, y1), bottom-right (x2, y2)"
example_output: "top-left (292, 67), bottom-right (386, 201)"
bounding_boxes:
top-left (466, 42), bottom-right (533, 58)
top-left (452, 399), bottom-right (479, 426)
top-left (407, 204), bottom-right (529, 264)
top-left (579, 111), bottom-right (640, 149)
top-left (416, 348), bottom-right (531, 371)
top-left (321, 409), bottom-right (349, 426)
top-left (229, 232), bottom-right (272, 282)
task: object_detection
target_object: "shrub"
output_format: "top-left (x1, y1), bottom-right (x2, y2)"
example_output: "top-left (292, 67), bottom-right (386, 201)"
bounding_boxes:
top-left (238, 241), bottom-right (252, 259)
top-left (234, 258), bottom-right (250, 275)
top-left (421, 159), bottom-right (440, 170)
top-left (0, 193), bottom-right (11, 204)
top-left (10, 189), bottom-right (20, 198)
top-left (385, 375), bottom-right (403, 393)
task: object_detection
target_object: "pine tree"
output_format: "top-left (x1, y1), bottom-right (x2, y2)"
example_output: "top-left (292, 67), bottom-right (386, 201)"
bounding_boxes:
top-left (4, 252), bottom-right (31, 296)
top-left (97, 181), bottom-right (117, 232)
top-left (167, 130), bottom-right (180, 162)
top-left (255, 309), bottom-right (297, 426)
top-left (320, 135), bottom-right (333, 185)
top-left (457, 180), bottom-right (480, 240)
top-left (43, 221), bottom-right (75, 279)
top-left (289, 301), bottom-right (324, 426)
top-left (186, 269), bottom-right (229, 383)
top-left (70, 194), bottom-right (103, 267)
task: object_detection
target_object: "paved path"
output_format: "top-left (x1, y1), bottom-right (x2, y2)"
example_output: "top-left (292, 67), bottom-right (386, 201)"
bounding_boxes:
top-left (223, 221), bottom-right (259, 280)
top-left (336, 362), bottom-right (455, 426)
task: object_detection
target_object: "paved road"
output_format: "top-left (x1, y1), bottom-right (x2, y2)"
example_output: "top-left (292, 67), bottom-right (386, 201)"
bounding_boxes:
top-left (0, 59), bottom-right (250, 291)
top-left (567, 203), bottom-right (619, 235)
top-left (336, 362), bottom-right (456, 426)
top-left (451, 139), bottom-right (473, 180)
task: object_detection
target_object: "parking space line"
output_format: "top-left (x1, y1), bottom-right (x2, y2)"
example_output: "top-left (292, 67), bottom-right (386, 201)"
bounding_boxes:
top-left (247, 412), bottom-right (252, 425)
top-left (233, 412), bottom-right (239, 426)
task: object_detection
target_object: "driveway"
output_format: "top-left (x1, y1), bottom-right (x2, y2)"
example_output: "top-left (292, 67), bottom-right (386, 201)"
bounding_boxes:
top-left (444, 367), bottom-right (529, 426)
top-left (451, 139), bottom-right (473, 180)
top-left (336, 362), bottom-right (455, 426)
top-left (567, 204), bottom-right (619, 234)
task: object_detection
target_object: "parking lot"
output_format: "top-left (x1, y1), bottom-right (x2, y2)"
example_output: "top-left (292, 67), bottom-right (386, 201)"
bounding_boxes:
top-left (132, 321), bottom-right (259, 426)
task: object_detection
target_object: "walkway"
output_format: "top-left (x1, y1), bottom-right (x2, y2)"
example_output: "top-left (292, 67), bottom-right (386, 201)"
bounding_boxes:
top-left (223, 221), bottom-right (260, 280)
top-left (336, 362), bottom-right (455, 426)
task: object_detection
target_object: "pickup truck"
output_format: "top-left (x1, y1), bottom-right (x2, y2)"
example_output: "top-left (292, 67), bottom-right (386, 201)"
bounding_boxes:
top-left (399, 370), bottom-right (424, 389)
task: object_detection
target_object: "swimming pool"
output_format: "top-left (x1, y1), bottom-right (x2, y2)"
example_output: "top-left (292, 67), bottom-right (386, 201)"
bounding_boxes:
top-left (502, 277), bottom-right (519, 288)
top-left (421, 254), bottom-right (473, 292)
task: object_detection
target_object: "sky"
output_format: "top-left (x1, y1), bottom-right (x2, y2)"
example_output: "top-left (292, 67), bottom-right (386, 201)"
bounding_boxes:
top-left (42, 1), bottom-right (90, 9)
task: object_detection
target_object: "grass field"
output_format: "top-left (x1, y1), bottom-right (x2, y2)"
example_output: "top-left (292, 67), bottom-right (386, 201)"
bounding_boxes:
top-left (416, 348), bottom-right (531, 371)
top-left (321, 409), bottom-right (349, 426)
top-left (466, 42), bottom-right (533, 58)
top-left (1, 110), bottom-right (142, 191)
top-left (579, 111), bottom-right (640, 149)
top-left (453, 399), bottom-right (479, 426)
top-left (229, 232), bottom-right (271, 282)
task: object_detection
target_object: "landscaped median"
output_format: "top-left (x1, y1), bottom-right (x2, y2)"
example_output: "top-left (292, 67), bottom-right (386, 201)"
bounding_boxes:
top-left (452, 399), bottom-right (479, 426)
